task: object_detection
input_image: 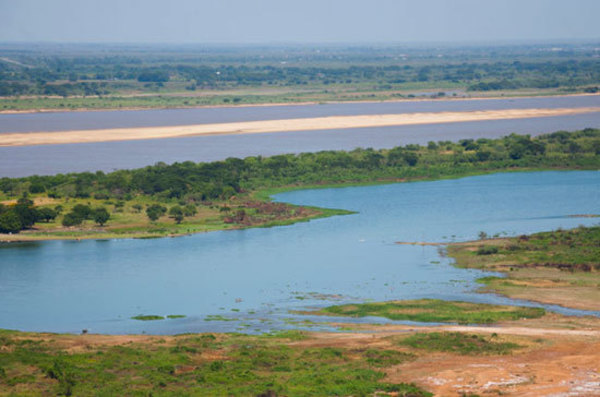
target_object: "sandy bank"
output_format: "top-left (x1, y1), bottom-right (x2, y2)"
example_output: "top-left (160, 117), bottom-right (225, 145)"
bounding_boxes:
top-left (1, 106), bottom-right (598, 147)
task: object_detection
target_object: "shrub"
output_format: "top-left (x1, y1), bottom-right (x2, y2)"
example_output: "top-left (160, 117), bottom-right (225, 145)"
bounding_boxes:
top-left (477, 246), bottom-right (499, 255)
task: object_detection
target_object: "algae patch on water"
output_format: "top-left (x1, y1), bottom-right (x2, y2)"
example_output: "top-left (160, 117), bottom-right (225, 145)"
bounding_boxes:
top-left (309, 299), bottom-right (545, 325)
top-left (131, 315), bottom-right (165, 321)
top-left (131, 314), bottom-right (187, 321)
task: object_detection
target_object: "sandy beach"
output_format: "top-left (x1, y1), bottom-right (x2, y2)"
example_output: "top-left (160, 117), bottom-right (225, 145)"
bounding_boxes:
top-left (1, 106), bottom-right (598, 146)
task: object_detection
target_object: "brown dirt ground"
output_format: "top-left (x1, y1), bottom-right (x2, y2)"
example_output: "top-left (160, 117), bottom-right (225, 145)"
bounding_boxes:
top-left (7, 319), bottom-right (600, 396)
top-left (389, 338), bottom-right (600, 396)
top-left (292, 318), bottom-right (600, 396)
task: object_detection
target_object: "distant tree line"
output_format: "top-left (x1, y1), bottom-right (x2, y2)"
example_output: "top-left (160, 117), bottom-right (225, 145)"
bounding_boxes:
top-left (1, 56), bottom-right (599, 95)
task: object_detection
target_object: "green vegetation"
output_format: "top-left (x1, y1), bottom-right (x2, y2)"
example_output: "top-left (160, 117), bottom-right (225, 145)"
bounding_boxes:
top-left (448, 226), bottom-right (600, 311)
top-left (61, 204), bottom-right (110, 227)
top-left (131, 315), bottom-right (165, 321)
top-left (1, 43), bottom-right (598, 111)
top-left (0, 196), bottom-right (39, 233)
top-left (472, 226), bottom-right (600, 271)
top-left (166, 315), bottom-right (186, 319)
top-left (1, 129), bottom-right (599, 241)
top-left (397, 332), bottom-right (520, 355)
top-left (0, 330), bottom-right (431, 396)
top-left (311, 299), bottom-right (545, 324)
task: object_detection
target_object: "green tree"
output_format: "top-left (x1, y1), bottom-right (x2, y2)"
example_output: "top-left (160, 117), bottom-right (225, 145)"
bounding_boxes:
top-left (71, 204), bottom-right (92, 220)
top-left (146, 204), bottom-right (167, 222)
top-left (404, 152), bottom-right (419, 166)
top-left (13, 198), bottom-right (38, 228)
top-left (37, 207), bottom-right (58, 223)
top-left (183, 204), bottom-right (197, 217)
top-left (62, 212), bottom-right (83, 227)
top-left (169, 206), bottom-right (184, 224)
top-left (0, 211), bottom-right (22, 233)
top-left (93, 207), bottom-right (110, 226)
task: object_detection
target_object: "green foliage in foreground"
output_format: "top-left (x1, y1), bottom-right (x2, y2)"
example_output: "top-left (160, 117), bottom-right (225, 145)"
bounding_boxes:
top-left (398, 332), bottom-right (519, 355)
top-left (317, 299), bottom-right (545, 324)
top-left (0, 330), bottom-right (431, 396)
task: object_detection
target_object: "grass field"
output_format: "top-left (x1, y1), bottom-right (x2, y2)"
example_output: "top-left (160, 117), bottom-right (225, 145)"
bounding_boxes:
top-left (0, 329), bottom-right (431, 396)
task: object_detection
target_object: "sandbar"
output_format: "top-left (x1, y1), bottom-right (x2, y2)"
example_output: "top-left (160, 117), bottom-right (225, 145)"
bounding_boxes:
top-left (0, 107), bottom-right (598, 146)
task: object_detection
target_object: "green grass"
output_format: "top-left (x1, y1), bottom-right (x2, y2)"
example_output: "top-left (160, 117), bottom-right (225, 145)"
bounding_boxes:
top-left (313, 299), bottom-right (545, 324)
top-left (131, 315), bottom-right (165, 321)
top-left (398, 332), bottom-right (520, 355)
top-left (447, 226), bottom-right (600, 310)
top-left (166, 314), bottom-right (186, 319)
top-left (0, 330), bottom-right (431, 396)
top-left (450, 226), bottom-right (600, 271)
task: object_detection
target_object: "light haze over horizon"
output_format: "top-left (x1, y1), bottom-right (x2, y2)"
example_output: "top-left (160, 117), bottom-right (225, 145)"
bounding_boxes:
top-left (1, 0), bottom-right (599, 44)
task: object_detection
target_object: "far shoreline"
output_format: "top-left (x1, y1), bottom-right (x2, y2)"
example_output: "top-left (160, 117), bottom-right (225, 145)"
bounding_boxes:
top-left (0, 92), bottom-right (597, 116)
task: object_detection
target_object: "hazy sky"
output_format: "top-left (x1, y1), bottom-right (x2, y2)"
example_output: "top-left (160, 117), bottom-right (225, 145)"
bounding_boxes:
top-left (1, 0), bottom-right (599, 44)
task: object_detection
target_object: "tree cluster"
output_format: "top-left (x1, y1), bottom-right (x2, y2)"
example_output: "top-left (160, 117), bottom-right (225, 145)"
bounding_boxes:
top-left (61, 204), bottom-right (110, 227)
top-left (0, 197), bottom-right (58, 233)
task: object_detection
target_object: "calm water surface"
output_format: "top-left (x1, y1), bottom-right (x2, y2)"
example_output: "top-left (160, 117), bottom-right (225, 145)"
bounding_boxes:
top-left (0, 171), bottom-right (598, 334)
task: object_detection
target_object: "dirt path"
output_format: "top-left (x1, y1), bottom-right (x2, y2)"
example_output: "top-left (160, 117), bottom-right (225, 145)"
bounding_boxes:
top-left (1, 107), bottom-right (598, 146)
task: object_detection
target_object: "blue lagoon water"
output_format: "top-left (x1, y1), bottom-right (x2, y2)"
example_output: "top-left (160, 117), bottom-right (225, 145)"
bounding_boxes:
top-left (0, 171), bottom-right (599, 334)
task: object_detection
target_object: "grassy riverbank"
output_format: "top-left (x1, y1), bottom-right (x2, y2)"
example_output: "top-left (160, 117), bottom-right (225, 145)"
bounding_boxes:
top-left (0, 329), bottom-right (431, 396)
top-left (2, 307), bottom-right (600, 396)
top-left (2, 129), bottom-right (599, 242)
top-left (447, 226), bottom-right (600, 311)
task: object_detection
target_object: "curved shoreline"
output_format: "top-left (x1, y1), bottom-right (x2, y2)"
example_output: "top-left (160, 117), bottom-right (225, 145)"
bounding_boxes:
top-left (1, 106), bottom-right (598, 146)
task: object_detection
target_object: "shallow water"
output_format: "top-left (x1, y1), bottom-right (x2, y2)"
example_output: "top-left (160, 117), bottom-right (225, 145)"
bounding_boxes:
top-left (0, 171), bottom-right (598, 334)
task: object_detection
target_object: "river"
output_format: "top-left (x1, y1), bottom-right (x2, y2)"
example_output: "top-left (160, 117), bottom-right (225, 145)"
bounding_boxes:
top-left (0, 171), bottom-right (598, 334)
top-left (0, 95), bottom-right (598, 177)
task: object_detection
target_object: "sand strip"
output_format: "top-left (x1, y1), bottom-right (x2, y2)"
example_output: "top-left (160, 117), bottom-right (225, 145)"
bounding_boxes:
top-left (1, 107), bottom-right (598, 147)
